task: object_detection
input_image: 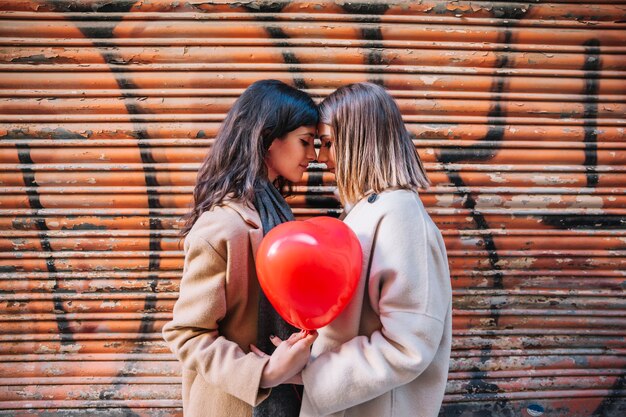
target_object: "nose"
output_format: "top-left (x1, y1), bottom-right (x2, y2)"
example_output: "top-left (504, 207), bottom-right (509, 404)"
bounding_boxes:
top-left (306, 145), bottom-right (316, 161)
top-left (317, 147), bottom-right (328, 164)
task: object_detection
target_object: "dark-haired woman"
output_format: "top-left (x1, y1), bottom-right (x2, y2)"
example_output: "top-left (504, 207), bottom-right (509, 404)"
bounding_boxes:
top-left (301, 82), bottom-right (452, 417)
top-left (163, 80), bottom-right (318, 417)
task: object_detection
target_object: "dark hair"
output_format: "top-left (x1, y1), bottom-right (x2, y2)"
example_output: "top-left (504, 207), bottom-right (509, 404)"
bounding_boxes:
top-left (319, 82), bottom-right (429, 205)
top-left (182, 79), bottom-right (318, 236)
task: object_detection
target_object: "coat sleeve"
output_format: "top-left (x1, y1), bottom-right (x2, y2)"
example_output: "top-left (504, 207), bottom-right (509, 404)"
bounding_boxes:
top-left (301, 207), bottom-right (451, 416)
top-left (162, 234), bottom-right (271, 406)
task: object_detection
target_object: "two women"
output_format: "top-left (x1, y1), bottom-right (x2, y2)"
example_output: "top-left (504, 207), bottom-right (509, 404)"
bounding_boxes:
top-left (164, 80), bottom-right (451, 417)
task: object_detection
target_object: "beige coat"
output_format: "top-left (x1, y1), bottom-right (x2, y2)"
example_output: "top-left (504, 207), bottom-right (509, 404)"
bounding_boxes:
top-left (300, 189), bottom-right (452, 417)
top-left (162, 200), bottom-right (271, 417)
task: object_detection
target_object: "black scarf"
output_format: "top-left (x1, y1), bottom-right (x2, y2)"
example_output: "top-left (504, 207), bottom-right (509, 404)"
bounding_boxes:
top-left (252, 179), bottom-right (303, 417)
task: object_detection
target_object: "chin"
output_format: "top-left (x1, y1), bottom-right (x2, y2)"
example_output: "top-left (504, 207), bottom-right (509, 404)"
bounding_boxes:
top-left (287, 174), bottom-right (304, 183)
top-left (277, 172), bottom-right (301, 183)
top-left (285, 168), bottom-right (307, 183)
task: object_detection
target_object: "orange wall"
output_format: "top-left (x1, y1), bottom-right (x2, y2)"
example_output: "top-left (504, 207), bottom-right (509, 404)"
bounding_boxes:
top-left (0, 1), bottom-right (625, 416)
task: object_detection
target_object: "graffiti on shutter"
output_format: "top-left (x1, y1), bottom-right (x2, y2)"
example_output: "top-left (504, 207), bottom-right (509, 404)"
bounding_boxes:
top-left (0, 1), bottom-right (625, 416)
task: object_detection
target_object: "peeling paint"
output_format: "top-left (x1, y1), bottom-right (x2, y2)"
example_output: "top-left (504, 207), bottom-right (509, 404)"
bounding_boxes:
top-left (487, 172), bottom-right (507, 183)
top-left (530, 174), bottom-right (578, 186)
top-left (0, 1), bottom-right (625, 416)
top-left (570, 195), bottom-right (605, 209)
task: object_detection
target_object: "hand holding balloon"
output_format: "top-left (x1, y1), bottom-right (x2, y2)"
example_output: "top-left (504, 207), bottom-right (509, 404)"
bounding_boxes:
top-left (255, 216), bottom-right (362, 330)
top-left (250, 330), bottom-right (318, 388)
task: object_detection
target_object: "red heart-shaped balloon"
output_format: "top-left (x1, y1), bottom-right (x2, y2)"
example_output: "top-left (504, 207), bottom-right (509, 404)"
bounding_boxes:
top-left (255, 216), bottom-right (362, 330)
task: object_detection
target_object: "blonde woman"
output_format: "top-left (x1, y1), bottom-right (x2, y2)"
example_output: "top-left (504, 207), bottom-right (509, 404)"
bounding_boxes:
top-left (302, 82), bottom-right (452, 417)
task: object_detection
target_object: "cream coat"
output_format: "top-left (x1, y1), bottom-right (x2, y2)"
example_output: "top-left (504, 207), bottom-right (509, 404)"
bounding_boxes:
top-left (162, 200), bottom-right (271, 417)
top-left (300, 189), bottom-right (452, 417)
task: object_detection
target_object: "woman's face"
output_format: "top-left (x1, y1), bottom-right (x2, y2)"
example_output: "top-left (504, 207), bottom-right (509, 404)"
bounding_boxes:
top-left (317, 123), bottom-right (336, 174)
top-left (266, 125), bottom-right (317, 182)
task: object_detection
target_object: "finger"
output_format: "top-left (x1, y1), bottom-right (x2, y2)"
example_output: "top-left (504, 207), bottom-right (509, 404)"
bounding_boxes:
top-left (269, 335), bottom-right (282, 347)
top-left (287, 332), bottom-right (302, 345)
top-left (286, 331), bottom-right (307, 345)
top-left (249, 344), bottom-right (269, 357)
top-left (303, 330), bottom-right (317, 340)
top-left (295, 331), bottom-right (318, 348)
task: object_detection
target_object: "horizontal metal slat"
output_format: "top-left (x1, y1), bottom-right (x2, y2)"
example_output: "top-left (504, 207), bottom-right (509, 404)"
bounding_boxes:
top-left (1, 72), bottom-right (624, 94)
top-left (1, 1), bottom-right (625, 23)
top-left (3, 46), bottom-right (625, 71)
top-left (2, 20), bottom-right (625, 47)
top-left (2, 98), bottom-right (625, 120)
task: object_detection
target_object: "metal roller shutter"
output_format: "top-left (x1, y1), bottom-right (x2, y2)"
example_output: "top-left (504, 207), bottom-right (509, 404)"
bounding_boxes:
top-left (0, 1), bottom-right (625, 416)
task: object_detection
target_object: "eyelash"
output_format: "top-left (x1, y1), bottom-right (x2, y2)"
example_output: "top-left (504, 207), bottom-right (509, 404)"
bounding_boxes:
top-left (324, 142), bottom-right (332, 149)
top-left (300, 139), bottom-right (310, 147)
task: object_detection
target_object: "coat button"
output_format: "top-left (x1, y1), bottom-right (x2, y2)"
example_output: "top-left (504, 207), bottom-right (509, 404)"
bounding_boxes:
top-left (367, 193), bottom-right (378, 203)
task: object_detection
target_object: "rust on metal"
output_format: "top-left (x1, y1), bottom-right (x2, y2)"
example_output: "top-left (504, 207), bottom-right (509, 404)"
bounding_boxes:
top-left (0, 1), bottom-right (625, 416)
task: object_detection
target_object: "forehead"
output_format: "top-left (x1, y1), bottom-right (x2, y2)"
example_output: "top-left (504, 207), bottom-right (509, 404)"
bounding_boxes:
top-left (317, 123), bottom-right (332, 137)
top-left (291, 125), bottom-right (316, 136)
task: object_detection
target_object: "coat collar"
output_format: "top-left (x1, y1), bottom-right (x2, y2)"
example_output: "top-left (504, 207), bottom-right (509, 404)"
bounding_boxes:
top-left (222, 198), bottom-right (261, 230)
top-left (221, 198), bottom-right (263, 262)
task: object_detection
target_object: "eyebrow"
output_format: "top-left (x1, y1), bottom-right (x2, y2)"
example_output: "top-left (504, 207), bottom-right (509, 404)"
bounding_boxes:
top-left (299, 133), bottom-right (315, 138)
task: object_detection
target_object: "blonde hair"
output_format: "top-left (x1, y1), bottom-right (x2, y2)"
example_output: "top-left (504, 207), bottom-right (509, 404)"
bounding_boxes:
top-left (319, 82), bottom-right (429, 205)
